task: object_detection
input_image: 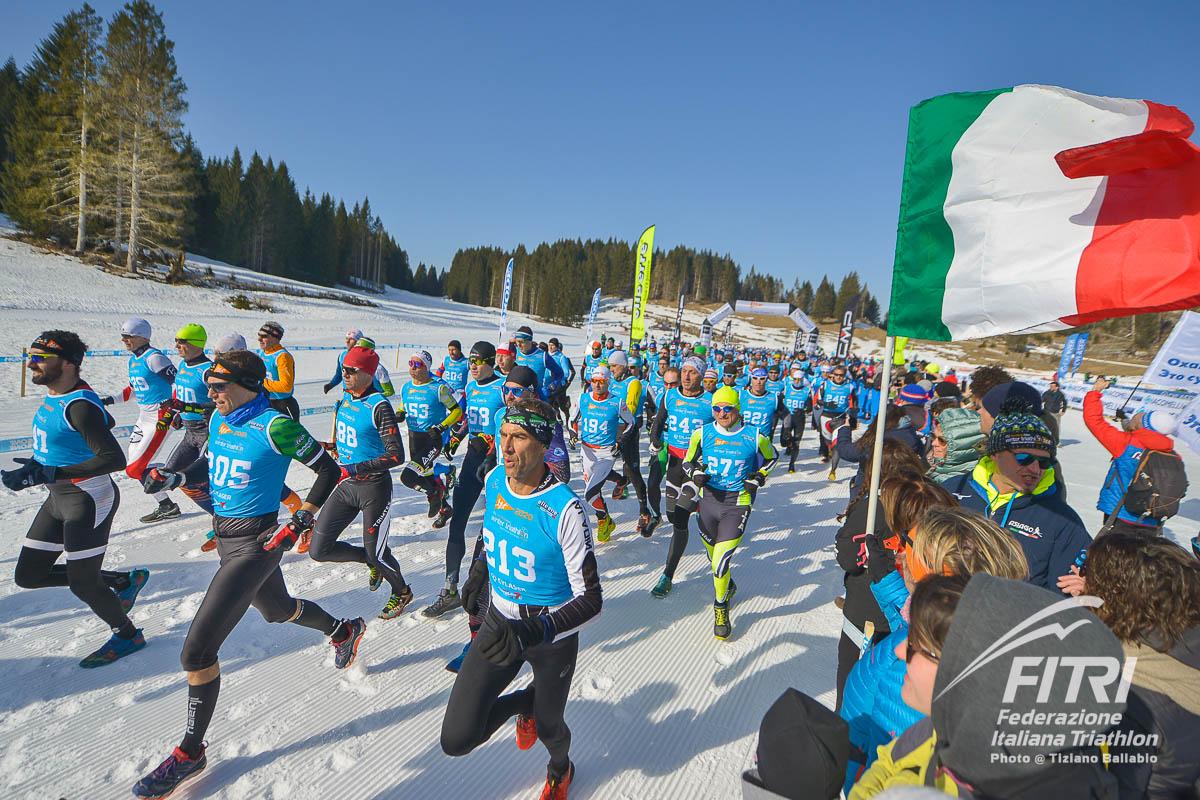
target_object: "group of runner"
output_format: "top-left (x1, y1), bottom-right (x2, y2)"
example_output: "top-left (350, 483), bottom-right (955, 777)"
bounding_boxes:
top-left (0, 318), bottom-right (985, 799)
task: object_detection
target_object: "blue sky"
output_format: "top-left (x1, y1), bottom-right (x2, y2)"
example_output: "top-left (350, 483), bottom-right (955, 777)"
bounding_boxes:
top-left (4, 1), bottom-right (1199, 302)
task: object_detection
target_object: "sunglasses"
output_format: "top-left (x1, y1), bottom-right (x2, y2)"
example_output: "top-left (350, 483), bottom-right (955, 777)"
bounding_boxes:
top-left (342, 367), bottom-right (360, 376)
top-left (502, 385), bottom-right (529, 397)
top-left (408, 360), bottom-right (428, 370)
top-left (906, 642), bottom-right (940, 664)
top-left (174, 338), bottom-right (196, 346)
top-left (206, 381), bottom-right (232, 394)
top-left (27, 353), bottom-right (60, 364)
top-left (1012, 453), bottom-right (1054, 470)
top-left (713, 405), bottom-right (738, 414)
top-left (469, 356), bottom-right (491, 366)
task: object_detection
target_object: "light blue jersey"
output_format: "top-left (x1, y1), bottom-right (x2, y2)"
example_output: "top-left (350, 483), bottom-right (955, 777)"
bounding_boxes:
top-left (694, 422), bottom-right (767, 492)
top-left (482, 465), bottom-right (578, 606)
top-left (31, 387), bottom-right (109, 467)
top-left (464, 377), bottom-right (506, 435)
top-left (259, 347), bottom-right (293, 400)
top-left (577, 391), bottom-right (627, 447)
top-left (783, 379), bottom-right (813, 413)
top-left (334, 391), bottom-right (389, 464)
top-left (174, 358), bottom-right (211, 421)
top-left (439, 355), bottom-right (470, 393)
top-left (400, 379), bottom-right (449, 432)
top-left (739, 389), bottom-right (778, 438)
top-left (128, 347), bottom-right (173, 404)
top-left (661, 387), bottom-right (714, 455)
top-left (610, 374), bottom-right (646, 418)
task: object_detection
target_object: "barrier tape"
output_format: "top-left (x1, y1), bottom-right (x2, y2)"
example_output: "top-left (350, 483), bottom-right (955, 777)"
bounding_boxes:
top-left (0, 403), bottom-right (339, 455)
top-left (1, 343), bottom-right (443, 362)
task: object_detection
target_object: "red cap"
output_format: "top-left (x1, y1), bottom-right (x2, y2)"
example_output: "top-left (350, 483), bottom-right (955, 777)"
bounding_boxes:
top-left (496, 345), bottom-right (514, 356)
top-left (343, 346), bottom-right (379, 374)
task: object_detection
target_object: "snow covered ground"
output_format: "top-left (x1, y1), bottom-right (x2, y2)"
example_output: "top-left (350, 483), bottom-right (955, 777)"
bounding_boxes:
top-left (0, 230), bottom-right (1197, 799)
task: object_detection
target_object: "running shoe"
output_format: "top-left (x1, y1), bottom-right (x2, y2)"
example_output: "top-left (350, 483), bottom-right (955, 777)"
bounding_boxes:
top-left (641, 513), bottom-right (662, 537)
top-left (827, 469), bottom-right (837, 481)
top-left (596, 516), bottom-right (615, 543)
top-left (650, 574), bottom-right (672, 598)
top-left (132, 745), bottom-right (207, 799)
top-left (714, 601), bottom-right (732, 640)
top-left (80, 629), bottom-right (146, 668)
top-left (445, 641), bottom-right (470, 673)
top-left (432, 503), bottom-right (453, 529)
top-left (516, 714), bottom-right (538, 750)
top-left (200, 529), bottom-right (217, 553)
top-left (379, 587), bottom-right (414, 620)
top-left (117, 568), bottom-right (150, 613)
top-left (611, 478), bottom-right (629, 501)
top-left (139, 501), bottom-right (180, 524)
top-left (331, 617), bottom-right (366, 669)
top-left (367, 565), bottom-right (382, 592)
top-left (296, 529), bottom-right (312, 554)
top-left (422, 588), bottom-right (462, 618)
top-left (539, 762), bottom-right (574, 800)
top-left (427, 482), bottom-right (446, 518)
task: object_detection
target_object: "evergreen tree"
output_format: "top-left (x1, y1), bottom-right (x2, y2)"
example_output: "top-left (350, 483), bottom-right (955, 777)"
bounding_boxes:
top-left (99, 0), bottom-right (189, 272)
top-left (834, 270), bottom-right (862, 320)
top-left (795, 279), bottom-right (814, 314)
top-left (812, 275), bottom-right (836, 319)
top-left (0, 57), bottom-right (20, 171)
top-left (861, 290), bottom-right (881, 326)
top-left (1, 5), bottom-right (103, 249)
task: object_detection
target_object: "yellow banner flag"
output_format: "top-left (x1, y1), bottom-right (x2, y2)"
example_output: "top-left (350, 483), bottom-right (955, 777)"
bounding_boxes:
top-left (630, 225), bottom-right (655, 343)
top-left (893, 336), bottom-right (909, 366)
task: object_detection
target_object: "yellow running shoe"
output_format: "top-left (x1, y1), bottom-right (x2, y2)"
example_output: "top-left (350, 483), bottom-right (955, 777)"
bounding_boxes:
top-left (596, 516), bottom-right (615, 543)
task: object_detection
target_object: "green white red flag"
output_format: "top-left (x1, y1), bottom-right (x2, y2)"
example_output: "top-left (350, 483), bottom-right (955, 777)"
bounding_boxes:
top-left (888, 84), bottom-right (1200, 341)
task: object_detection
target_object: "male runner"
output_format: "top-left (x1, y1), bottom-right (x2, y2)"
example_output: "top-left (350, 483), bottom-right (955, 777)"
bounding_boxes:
top-left (581, 341), bottom-right (604, 390)
top-left (323, 327), bottom-right (364, 394)
top-left (570, 365), bottom-right (632, 543)
top-left (424, 342), bottom-right (506, 618)
top-left (133, 350), bottom-right (362, 800)
top-left (648, 357), bottom-right (713, 598)
top-left (643, 366), bottom-right (680, 536)
top-left (397, 350), bottom-right (460, 526)
top-left (780, 365), bottom-right (813, 472)
top-left (441, 396), bottom-right (601, 800)
top-left (513, 325), bottom-right (565, 399)
top-left (255, 320), bottom-right (305, 526)
top-left (815, 363), bottom-right (856, 479)
top-left (310, 345), bottom-right (413, 620)
top-left (102, 317), bottom-right (179, 523)
top-left (546, 337), bottom-right (575, 425)
top-left (604, 351), bottom-right (653, 532)
top-left (6, 331), bottom-right (147, 668)
top-left (739, 368), bottom-right (785, 444)
top-left (682, 387), bottom-right (776, 639)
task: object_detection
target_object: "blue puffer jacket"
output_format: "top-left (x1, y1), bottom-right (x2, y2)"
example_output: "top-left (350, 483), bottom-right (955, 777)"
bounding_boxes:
top-left (839, 571), bottom-right (923, 796)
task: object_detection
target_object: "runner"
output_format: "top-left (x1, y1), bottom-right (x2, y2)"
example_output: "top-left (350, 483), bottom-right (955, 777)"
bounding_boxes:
top-left (581, 341), bottom-right (605, 390)
top-left (513, 325), bottom-right (565, 399)
top-left (254, 320), bottom-right (305, 530)
top-left (354, 336), bottom-right (396, 396)
top-left (738, 367), bottom-right (784, 444)
top-left (780, 365), bottom-right (814, 472)
top-left (5, 331), bottom-right (147, 668)
top-left (682, 386), bottom-right (777, 639)
top-left (604, 351), bottom-right (654, 533)
top-left (101, 317), bottom-right (179, 523)
top-left (133, 350), bottom-right (363, 800)
top-left (546, 337), bottom-right (575, 426)
top-left (310, 345), bottom-right (413, 620)
top-left (816, 363), bottom-right (856, 480)
top-left (643, 366), bottom-right (680, 537)
top-left (436, 339), bottom-right (471, 398)
top-left (570, 365), bottom-right (633, 543)
top-left (397, 350), bottom-right (461, 527)
top-left (441, 396), bottom-right (601, 800)
top-left (323, 328), bottom-right (364, 394)
top-left (648, 357), bottom-right (715, 598)
top-left (424, 341), bottom-right (506, 618)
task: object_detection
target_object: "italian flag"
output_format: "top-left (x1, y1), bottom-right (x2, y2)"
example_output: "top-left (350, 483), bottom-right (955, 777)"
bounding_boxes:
top-left (888, 85), bottom-right (1200, 341)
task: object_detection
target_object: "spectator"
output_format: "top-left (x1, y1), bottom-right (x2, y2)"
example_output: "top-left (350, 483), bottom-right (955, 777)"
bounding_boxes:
top-left (962, 364), bottom-right (1013, 414)
top-left (850, 574), bottom-right (1125, 798)
top-left (1084, 376), bottom-right (1180, 537)
top-left (940, 401), bottom-right (1091, 592)
top-left (1041, 379), bottom-right (1067, 420)
top-left (834, 403), bottom-right (924, 495)
top-left (834, 440), bottom-right (927, 707)
top-left (981, 381), bottom-right (1069, 498)
top-left (1077, 533), bottom-right (1200, 798)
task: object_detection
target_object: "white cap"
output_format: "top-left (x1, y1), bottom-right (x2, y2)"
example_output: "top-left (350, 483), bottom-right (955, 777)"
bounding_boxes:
top-left (607, 350), bottom-right (628, 367)
top-left (121, 317), bottom-right (151, 339)
top-left (345, 328), bottom-right (363, 339)
top-left (590, 365), bottom-right (611, 381)
top-left (412, 350), bottom-right (433, 368)
top-left (1143, 410), bottom-right (1178, 436)
top-left (214, 332), bottom-right (247, 354)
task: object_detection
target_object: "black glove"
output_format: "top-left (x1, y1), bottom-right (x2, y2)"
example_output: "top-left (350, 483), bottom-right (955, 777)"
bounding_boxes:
top-left (395, 408), bottom-right (407, 424)
top-left (743, 470), bottom-right (767, 491)
top-left (460, 556), bottom-right (489, 616)
top-left (429, 423), bottom-right (445, 437)
top-left (1, 458), bottom-right (54, 491)
top-left (865, 533), bottom-right (897, 583)
top-left (475, 609), bottom-right (549, 666)
top-left (258, 509), bottom-right (316, 551)
top-left (141, 467), bottom-right (184, 494)
top-left (474, 455), bottom-right (493, 485)
top-left (467, 434), bottom-right (491, 461)
top-left (691, 470), bottom-right (710, 488)
top-left (323, 380), bottom-right (337, 394)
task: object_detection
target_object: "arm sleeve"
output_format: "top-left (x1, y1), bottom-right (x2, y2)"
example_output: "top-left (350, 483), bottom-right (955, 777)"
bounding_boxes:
top-left (436, 384), bottom-right (463, 428)
top-left (330, 351), bottom-right (345, 386)
top-left (1082, 391), bottom-right (1128, 457)
top-left (263, 351), bottom-right (295, 395)
top-left (547, 498), bottom-right (602, 638)
top-left (626, 379), bottom-right (643, 415)
top-left (376, 364), bottom-right (395, 397)
top-left (617, 402), bottom-right (634, 426)
top-left (147, 351), bottom-right (177, 382)
top-left (349, 400), bottom-right (406, 475)
top-left (56, 400), bottom-right (126, 479)
top-left (683, 427), bottom-right (704, 470)
top-left (267, 415), bottom-right (338, 506)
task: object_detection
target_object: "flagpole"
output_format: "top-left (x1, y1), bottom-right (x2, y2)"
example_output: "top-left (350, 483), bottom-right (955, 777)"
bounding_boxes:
top-left (863, 336), bottom-right (895, 542)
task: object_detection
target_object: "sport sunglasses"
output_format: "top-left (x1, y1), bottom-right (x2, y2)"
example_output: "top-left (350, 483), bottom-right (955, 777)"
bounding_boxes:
top-left (1012, 453), bottom-right (1054, 470)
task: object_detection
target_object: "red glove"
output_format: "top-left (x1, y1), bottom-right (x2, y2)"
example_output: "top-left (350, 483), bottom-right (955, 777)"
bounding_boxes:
top-left (259, 510), bottom-right (316, 551)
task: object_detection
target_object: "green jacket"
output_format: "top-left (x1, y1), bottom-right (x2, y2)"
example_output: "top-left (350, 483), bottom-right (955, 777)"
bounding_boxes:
top-left (926, 407), bottom-right (983, 482)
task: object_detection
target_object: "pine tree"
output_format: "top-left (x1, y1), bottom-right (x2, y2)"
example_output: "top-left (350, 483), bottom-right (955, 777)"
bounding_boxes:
top-left (795, 279), bottom-right (814, 314)
top-left (0, 58), bottom-right (24, 196)
top-left (812, 275), bottom-right (836, 319)
top-left (834, 271), bottom-right (862, 320)
top-left (861, 290), bottom-right (881, 326)
top-left (99, 0), bottom-right (189, 272)
top-left (1, 5), bottom-right (103, 249)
